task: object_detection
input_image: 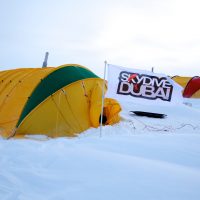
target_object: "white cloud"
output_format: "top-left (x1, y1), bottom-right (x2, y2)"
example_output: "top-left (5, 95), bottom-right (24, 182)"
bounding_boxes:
top-left (0, 0), bottom-right (200, 76)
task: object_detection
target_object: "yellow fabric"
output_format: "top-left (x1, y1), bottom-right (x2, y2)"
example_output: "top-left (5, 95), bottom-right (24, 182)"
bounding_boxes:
top-left (191, 89), bottom-right (200, 98)
top-left (0, 66), bottom-right (121, 138)
top-left (172, 76), bottom-right (191, 87)
top-left (172, 76), bottom-right (200, 98)
top-left (16, 79), bottom-right (119, 137)
top-left (89, 81), bottom-right (106, 127)
top-left (89, 83), bottom-right (121, 127)
top-left (0, 68), bottom-right (54, 138)
top-left (16, 79), bottom-right (95, 137)
top-left (103, 98), bottom-right (121, 125)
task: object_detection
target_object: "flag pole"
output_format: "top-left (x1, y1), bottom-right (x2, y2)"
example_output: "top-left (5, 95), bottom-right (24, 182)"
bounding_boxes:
top-left (100, 60), bottom-right (107, 137)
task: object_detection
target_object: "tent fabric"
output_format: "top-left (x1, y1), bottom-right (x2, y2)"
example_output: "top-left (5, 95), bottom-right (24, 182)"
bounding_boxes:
top-left (0, 67), bottom-right (53, 138)
top-left (171, 76), bottom-right (191, 88)
top-left (17, 65), bottom-right (98, 127)
top-left (172, 76), bottom-right (200, 98)
top-left (0, 64), bottom-right (121, 138)
top-left (183, 76), bottom-right (200, 98)
top-left (103, 98), bottom-right (121, 125)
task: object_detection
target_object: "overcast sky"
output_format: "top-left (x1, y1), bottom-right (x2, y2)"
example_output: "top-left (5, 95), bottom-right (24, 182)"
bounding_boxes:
top-left (1, 0), bottom-right (200, 77)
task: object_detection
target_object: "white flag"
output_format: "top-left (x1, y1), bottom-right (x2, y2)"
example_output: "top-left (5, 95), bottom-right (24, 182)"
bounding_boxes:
top-left (106, 64), bottom-right (183, 106)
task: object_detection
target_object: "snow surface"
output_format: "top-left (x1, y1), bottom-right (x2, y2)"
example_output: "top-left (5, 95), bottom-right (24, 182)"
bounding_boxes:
top-left (1, 99), bottom-right (200, 200)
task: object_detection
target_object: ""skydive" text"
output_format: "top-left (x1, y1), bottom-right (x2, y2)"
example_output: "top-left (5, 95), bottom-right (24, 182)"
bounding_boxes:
top-left (117, 71), bottom-right (173, 101)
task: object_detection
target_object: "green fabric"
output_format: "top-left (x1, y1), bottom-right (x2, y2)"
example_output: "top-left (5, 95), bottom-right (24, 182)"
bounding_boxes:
top-left (17, 66), bottom-right (99, 127)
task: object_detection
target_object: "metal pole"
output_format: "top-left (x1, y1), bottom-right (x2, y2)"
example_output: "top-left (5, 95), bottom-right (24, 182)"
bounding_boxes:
top-left (42, 52), bottom-right (49, 68)
top-left (100, 60), bottom-right (107, 137)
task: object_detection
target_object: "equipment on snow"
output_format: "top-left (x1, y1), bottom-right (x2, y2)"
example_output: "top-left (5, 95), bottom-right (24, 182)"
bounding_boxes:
top-left (129, 111), bottom-right (166, 118)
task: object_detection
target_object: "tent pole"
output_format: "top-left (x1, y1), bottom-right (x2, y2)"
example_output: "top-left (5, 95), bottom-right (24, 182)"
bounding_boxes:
top-left (100, 60), bottom-right (107, 137)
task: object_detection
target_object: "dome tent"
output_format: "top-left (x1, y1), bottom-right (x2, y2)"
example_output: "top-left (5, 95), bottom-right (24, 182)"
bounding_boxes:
top-left (172, 76), bottom-right (200, 98)
top-left (0, 64), bottom-right (121, 138)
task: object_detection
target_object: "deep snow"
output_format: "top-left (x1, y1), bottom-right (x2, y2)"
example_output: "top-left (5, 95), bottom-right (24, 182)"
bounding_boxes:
top-left (0, 99), bottom-right (200, 200)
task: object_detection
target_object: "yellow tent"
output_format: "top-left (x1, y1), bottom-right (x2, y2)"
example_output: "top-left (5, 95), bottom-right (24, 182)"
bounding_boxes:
top-left (172, 76), bottom-right (200, 98)
top-left (171, 76), bottom-right (191, 88)
top-left (0, 64), bottom-right (121, 138)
